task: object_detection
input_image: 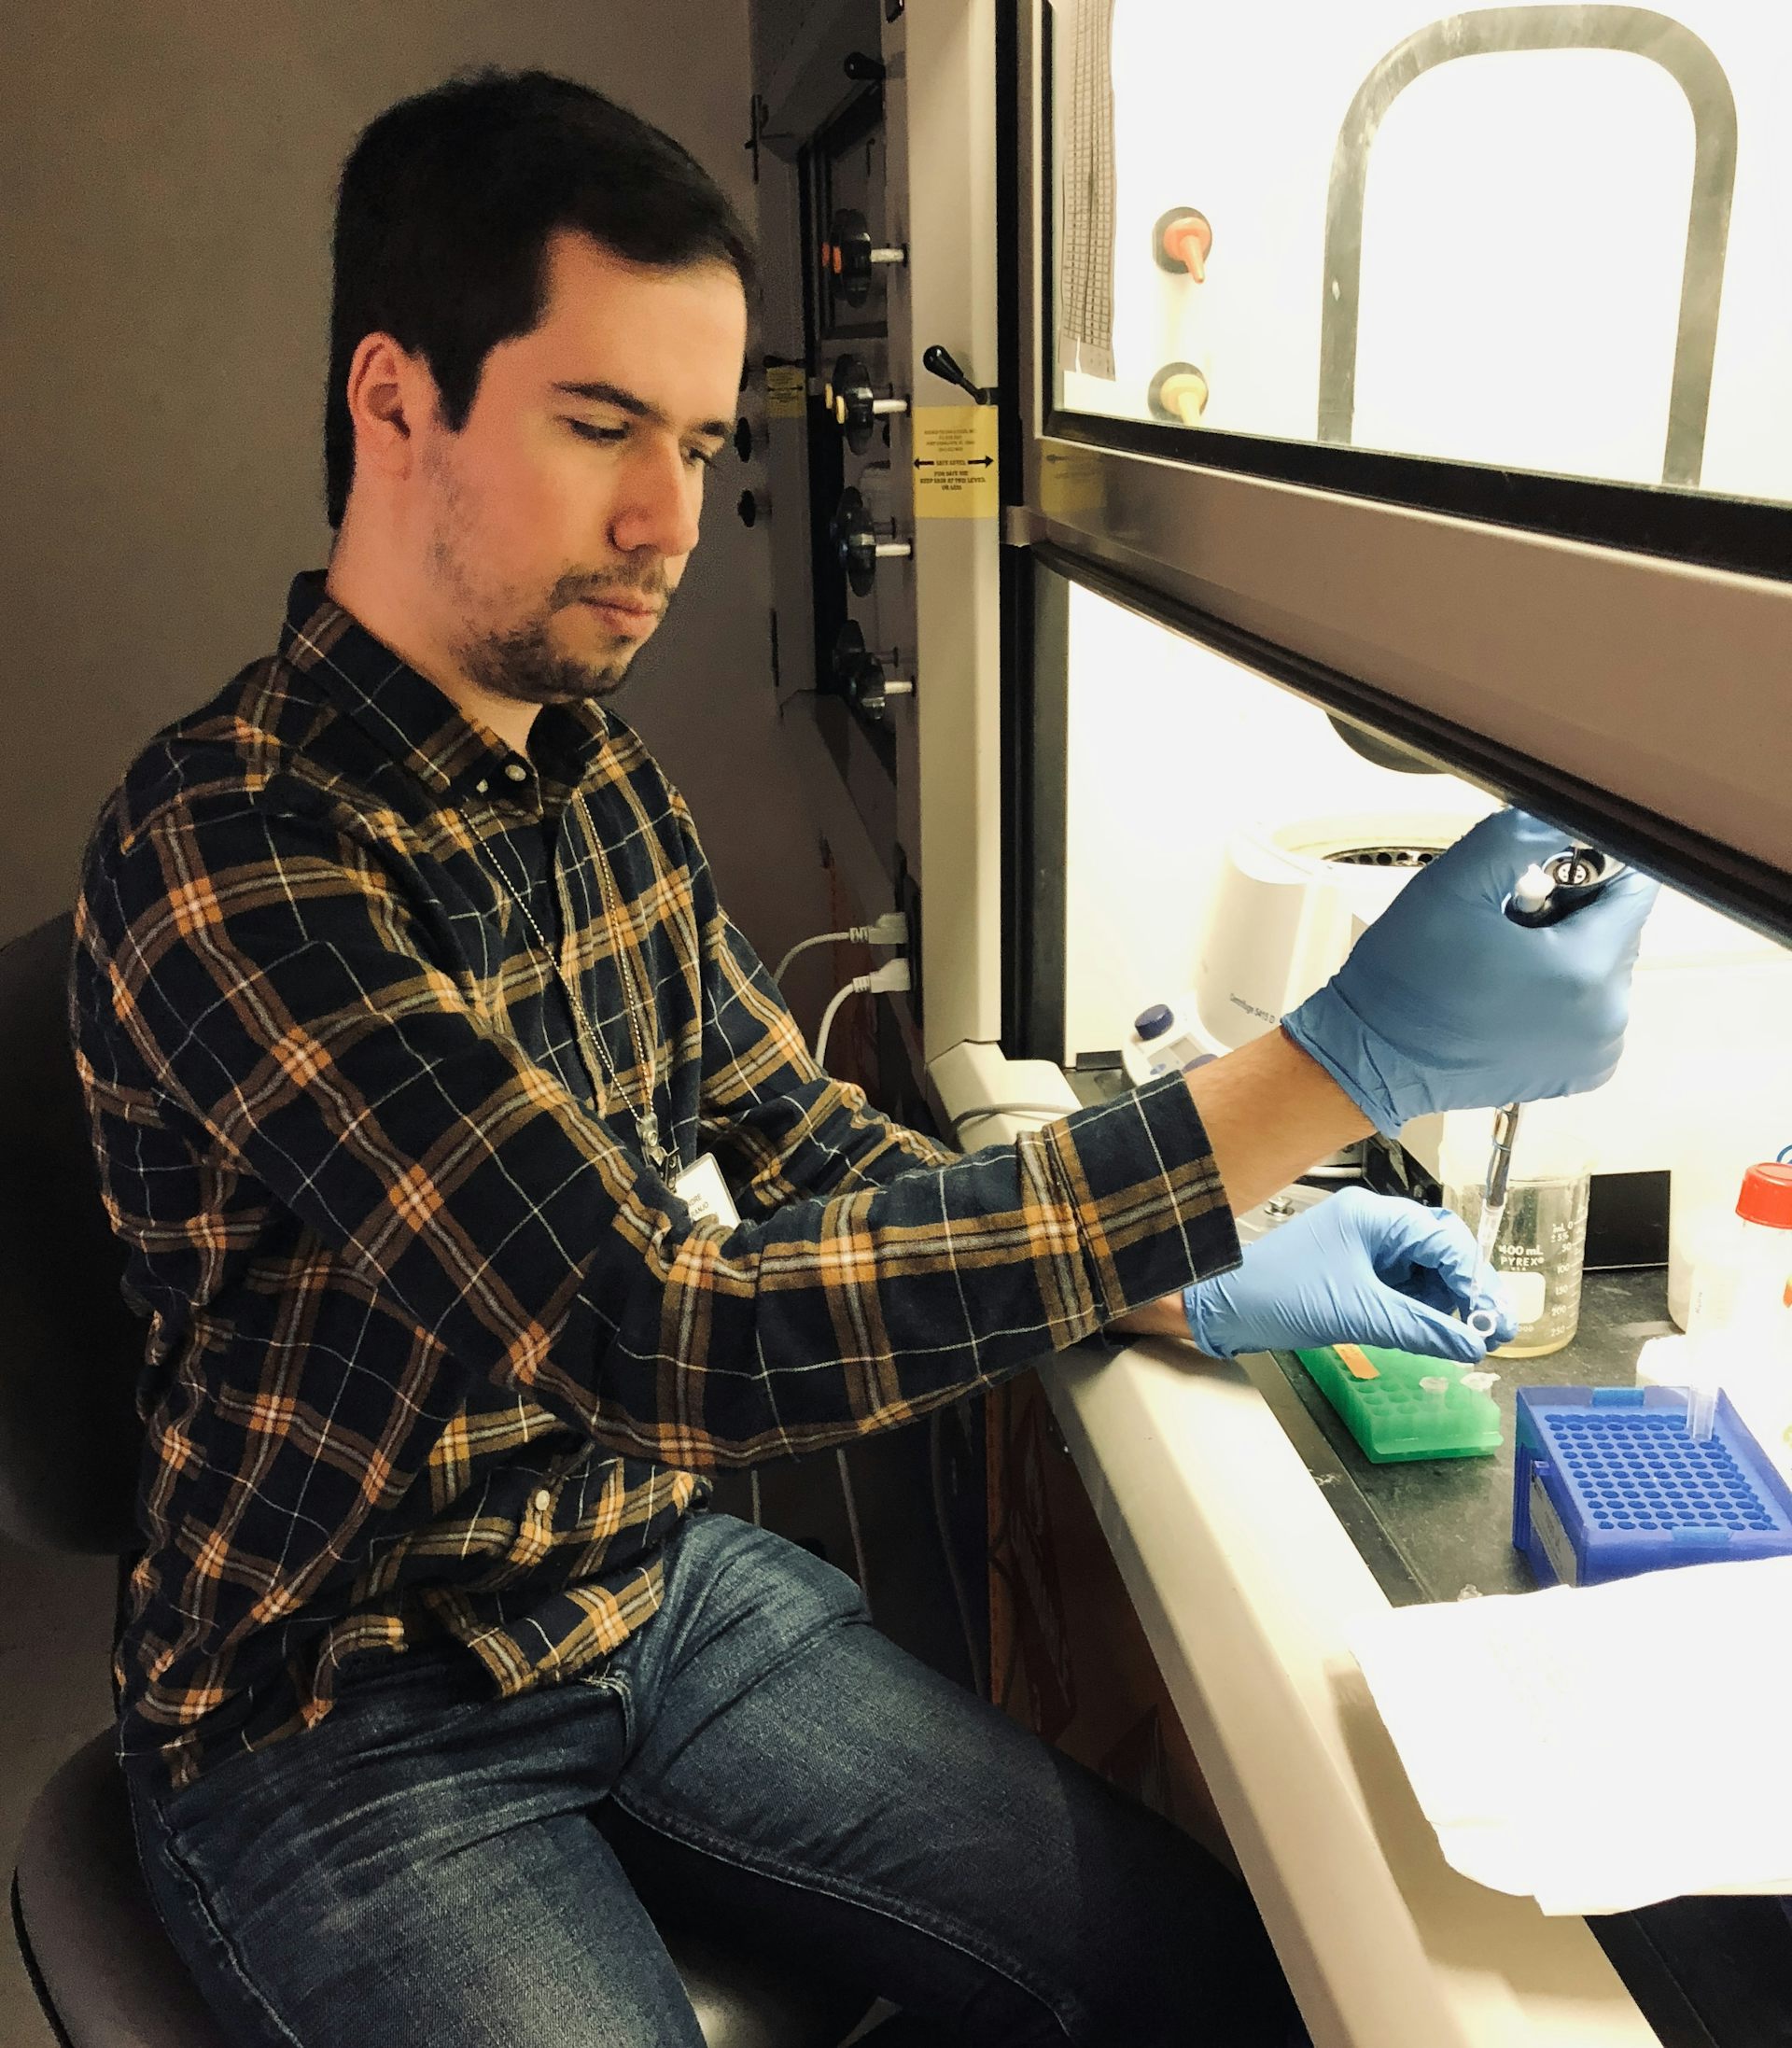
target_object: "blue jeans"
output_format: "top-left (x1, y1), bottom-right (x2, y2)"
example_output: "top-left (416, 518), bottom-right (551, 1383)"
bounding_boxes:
top-left (125, 1509), bottom-right (1306, 2045)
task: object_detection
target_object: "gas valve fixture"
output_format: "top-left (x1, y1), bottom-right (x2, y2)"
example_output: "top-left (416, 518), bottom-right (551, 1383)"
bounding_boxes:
top-left (830, 486), bottom-right (913, 596)
top-left (832, 621), bottom-right (914, 721)
top-left (1152, 206), bottom-right (1213, 281)
top-left (1146, 360), bottom-right (1210, 427)
top-left (821, 207), bottom-right (908, 309)
top-left (828, 354), bottom-right (909, 453)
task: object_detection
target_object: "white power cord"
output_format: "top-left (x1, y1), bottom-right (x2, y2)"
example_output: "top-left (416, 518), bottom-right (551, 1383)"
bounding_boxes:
top-left (774, 911), bottom-right (908, 986)
top-left (815, 957), bottom-right (910, 1068)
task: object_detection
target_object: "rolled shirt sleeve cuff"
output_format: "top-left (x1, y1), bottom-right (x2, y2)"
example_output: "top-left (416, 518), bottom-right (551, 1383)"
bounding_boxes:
top-left (1029, 1070), bottom-right (1241, 1328)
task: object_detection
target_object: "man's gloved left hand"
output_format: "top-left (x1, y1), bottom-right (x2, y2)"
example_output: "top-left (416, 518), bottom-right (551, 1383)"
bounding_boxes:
top-left (1182, 1186), bottom-right (1518, 1363)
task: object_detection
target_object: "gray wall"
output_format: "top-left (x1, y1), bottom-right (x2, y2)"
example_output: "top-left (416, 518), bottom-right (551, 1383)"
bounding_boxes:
top-left (0, 0), bottom-right (829, 981)
top-left (0, 12), bottom-right (824, 2042)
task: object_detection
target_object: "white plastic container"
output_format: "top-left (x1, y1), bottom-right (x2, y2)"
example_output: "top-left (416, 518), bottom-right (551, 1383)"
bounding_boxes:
top-left (1668, 1113), bottom-right (1788, 1327)
top-left (1120, 999), bottom-right (1211, 1087)
top-left (1686, 1162), bottom-right (1792, 1362)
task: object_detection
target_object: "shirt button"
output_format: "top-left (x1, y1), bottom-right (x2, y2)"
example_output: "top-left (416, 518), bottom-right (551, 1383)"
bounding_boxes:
top-left (533, 1489), bottom-right (552, 1513)
top-left (504, 762), bottom-right (528, 783)
top-left (473, 778), bottom-right (489, 795)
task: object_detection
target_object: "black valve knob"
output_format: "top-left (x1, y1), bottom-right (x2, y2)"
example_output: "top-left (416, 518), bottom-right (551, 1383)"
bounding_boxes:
top-left (830, 622), bottom-right (913, 722)
top-left (829, 353), bottom-right (909, 453)
top-left (856, 666), bottom-right (914, 719)
top-left (843, 49), bottom-right (885, 81)
top-left (831, 620), bottom-right (868, 676)
top-left (830, 486), bottom-right (912, 596)
top-left (830, 620), bottom-right (884, 705)
top-left (734, 416), bottom-right (756, 463)
top-left (825, 208), bottom-right (906, 309)
top-left (735, 489), bottom-right (764, 527)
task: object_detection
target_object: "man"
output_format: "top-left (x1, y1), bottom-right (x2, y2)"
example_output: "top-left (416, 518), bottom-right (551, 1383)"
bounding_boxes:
top-left (74, 70), bottom-right (1652, 2048)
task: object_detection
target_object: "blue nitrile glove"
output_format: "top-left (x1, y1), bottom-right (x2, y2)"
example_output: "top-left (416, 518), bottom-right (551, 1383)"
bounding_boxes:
top-left (1282, 809), bottom-right (1659, 1135)
top-left (1182, 1188), bottom-right (1519, 1363)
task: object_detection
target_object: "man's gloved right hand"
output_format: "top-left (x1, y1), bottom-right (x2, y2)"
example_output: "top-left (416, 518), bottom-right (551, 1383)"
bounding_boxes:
top-left (1282, 809), bottom-right (1659, 1136)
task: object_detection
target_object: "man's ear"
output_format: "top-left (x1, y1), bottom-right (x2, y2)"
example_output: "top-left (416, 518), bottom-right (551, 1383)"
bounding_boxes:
top-left (343, 332), bottom-right (435, 485)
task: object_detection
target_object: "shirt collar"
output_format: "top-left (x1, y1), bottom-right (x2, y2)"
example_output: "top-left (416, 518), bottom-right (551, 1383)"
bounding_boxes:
top-left (277, 571), bottom-right (612, 814)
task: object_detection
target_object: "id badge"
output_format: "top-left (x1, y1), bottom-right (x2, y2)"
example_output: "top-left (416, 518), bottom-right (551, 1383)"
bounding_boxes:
top-left (673, 1151), bottom-right (741, 1232)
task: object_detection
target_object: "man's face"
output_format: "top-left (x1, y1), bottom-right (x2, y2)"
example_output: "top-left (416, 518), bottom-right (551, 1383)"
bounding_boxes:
top-left (416, 230), bottom-right (747, 708)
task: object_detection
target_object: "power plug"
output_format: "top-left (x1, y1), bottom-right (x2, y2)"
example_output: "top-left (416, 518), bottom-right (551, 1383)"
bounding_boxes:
top-left (866, 957), bottom-right (911, 995)
top-left (812, 955), bottom-right (913, 1065)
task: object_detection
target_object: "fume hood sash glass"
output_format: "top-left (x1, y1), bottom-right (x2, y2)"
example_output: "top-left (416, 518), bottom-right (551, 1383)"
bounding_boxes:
top-left (1006, 2), bottom-right (1792, 921)
top-left (1041, 0), bottom-right (1792, 562)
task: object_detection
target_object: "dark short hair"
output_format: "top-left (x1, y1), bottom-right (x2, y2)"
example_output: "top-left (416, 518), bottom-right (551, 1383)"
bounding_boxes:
top-left (326, 69), bottom-right (756, 526)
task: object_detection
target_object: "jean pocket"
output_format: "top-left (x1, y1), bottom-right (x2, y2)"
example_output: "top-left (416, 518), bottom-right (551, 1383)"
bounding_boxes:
top-left (127, 1766), bottom-right (314, 2047)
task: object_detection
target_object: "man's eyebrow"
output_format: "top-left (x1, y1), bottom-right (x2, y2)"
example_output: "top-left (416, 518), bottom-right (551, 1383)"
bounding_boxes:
top-left (551, 380), bottom-right (731, 442)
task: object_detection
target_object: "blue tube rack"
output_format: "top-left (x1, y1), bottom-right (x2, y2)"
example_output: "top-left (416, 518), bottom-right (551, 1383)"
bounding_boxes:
top-left (1514, 1385), bottom-right (1792, 1589)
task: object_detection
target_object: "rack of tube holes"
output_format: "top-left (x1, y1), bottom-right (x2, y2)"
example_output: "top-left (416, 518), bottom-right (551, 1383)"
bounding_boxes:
top-left (1291, 1346), bottom-right (1792, 1587)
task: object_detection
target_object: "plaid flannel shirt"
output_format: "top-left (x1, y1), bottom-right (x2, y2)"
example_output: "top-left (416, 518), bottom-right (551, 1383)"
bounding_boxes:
top-left (72, 571), bottom-right (1239, 1790)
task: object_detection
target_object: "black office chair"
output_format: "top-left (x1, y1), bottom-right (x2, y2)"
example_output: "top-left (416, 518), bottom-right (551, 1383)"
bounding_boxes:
top-left (3, 912), bottom-right (871, 2048)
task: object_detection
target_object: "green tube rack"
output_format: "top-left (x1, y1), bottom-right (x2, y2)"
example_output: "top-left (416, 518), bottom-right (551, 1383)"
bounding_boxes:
top-left (1292, 1343), bottom-right (1504, 1463)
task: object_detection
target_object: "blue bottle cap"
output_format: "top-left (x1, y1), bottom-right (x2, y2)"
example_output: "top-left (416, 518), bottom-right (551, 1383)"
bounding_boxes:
top-left (1134, 1003), bottom-right (1174, 1040)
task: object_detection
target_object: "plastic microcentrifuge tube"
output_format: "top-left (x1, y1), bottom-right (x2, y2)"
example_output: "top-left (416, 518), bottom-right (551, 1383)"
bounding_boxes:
top-left (1467, 1309), bottom-right (1499, 1342)
top-left (1421, 1375), bottom-right (1450, 1406)
top-left (1461, 1370), bottom-right (1500, 1396)
top-left (1685, 1382), bottom-right (1717, 1444)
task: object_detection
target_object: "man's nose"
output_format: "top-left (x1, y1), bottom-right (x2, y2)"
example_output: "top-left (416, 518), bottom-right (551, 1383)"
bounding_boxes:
top-left (609, 439), bottom-right (702, 561)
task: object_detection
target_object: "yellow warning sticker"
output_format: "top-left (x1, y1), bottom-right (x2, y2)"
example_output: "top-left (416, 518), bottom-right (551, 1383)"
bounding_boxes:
top-left (764, 365), bottom-right (807, 419)
top-left (911, 406), bottom-right (1000, 518)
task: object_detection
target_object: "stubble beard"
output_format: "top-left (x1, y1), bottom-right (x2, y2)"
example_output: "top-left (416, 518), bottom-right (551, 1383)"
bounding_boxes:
top-left (427, 460), bottom-right (668, 709)
top-left (461, 582), bottom-right (639, 708)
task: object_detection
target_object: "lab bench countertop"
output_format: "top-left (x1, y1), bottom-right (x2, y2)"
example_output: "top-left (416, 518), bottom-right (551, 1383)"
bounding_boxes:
top-left (1246, 1268), bottom-right (1792, 2048)
top-left (1249, 1269), bottom-right (1683, 1607)
top-left (1041, 1264), bottom-right (1792, 2048)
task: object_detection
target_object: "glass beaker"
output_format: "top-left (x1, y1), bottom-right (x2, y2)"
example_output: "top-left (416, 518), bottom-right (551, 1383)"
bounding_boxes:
top-left (1449, 1171), bottom-right (1591, 1357)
